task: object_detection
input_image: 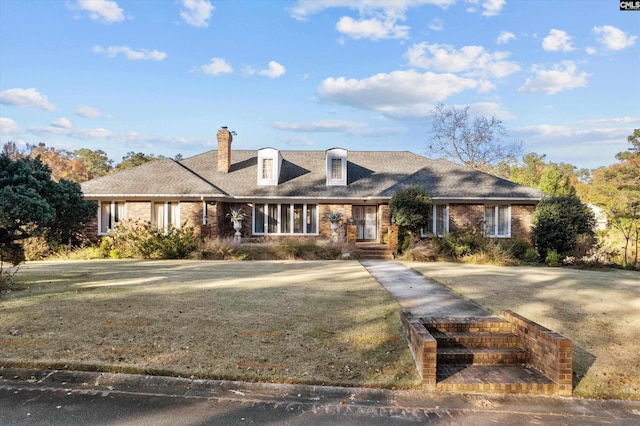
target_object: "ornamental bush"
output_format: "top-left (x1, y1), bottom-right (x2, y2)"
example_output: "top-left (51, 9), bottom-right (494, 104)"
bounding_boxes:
top-left (531, 195), bottom-right (595, 261)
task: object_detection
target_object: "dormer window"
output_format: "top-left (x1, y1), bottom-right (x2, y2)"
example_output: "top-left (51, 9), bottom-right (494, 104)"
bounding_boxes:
top-left (326, 148), bottom-right (347, 186)
top-left (262, 158), bottom-right (274, 180)
top-left (257, 148), bottom-right (281, 185)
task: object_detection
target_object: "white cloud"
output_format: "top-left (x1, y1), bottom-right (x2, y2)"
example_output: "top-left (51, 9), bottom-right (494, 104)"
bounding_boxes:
top-left (0, 88), bottom-right (56, 111)
top-left (480, 0), bottom-right (506, 16)
top-left (406, 42), bottom-right (520, 78)
top-left (593, 25), bottom-right (637, 51)
top-left (290, 0), bottom-right (454, 40)
top-left (496, 31), bottom-right (515, 44)
top-left (258, 61), bottom-right (286, 78)
top-left (273, 120), bottom-right (367, 133)
top-left (180, 0), bottom-right (214, 28)
top-left (585, 46), bottom-right (597, 55)
top-left (51, 117), bottom-right (73, 129)
top-left (336, 16), bottom-right (409, 40)
top-left (519, 61), bottom-right (589, 95)
top-left (317, 69), bottom-right (482, 112)
top-left (200, 58), bottom-right (233, 75)
top-left (75, 105), bottom-right (103, 118)
top-left (542, 29), bottom-right (574, 52)
top-left (429, 18), bottom-right (444, 31)
top-left (465, 0), bottom-right (506, 16)
top-left (70, 0), bottom-right (124, 24)
top-left (93, 45), bottom-right (167, 61)
top-left (290, 0), bottom-right (456, 21)
top-left (0, 117), bottom-right (20, 134)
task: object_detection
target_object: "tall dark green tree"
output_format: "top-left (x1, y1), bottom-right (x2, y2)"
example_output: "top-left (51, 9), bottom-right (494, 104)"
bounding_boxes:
top-left (0, 154), bottom-right (96, 266)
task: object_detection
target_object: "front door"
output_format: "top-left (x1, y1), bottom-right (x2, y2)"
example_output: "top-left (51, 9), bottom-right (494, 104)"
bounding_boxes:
top-left (353, 205), bottom-right (377, 241)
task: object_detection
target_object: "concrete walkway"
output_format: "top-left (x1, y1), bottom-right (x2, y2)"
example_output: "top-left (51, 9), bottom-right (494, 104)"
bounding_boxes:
top-left (360, 260), bottom-right (494, 318)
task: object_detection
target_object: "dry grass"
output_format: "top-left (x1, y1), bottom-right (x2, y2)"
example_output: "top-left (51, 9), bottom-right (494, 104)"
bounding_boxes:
top-left (402, 261), bottom-right (640, 400)
top-left (0, 260), bottom-right (419, 389)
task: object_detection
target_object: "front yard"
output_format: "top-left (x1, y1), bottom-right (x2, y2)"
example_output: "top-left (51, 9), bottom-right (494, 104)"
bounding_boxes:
top-left (1, 259), bottom-right (639, 400)
top-left (0, 260), bottom-right (418, 389)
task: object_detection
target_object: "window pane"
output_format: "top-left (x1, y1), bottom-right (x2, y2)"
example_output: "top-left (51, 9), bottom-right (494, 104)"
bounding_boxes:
top-left (255, 204), bottom-right (265, 233)
top-left (268, 204), bottom-right (278, 233)
top-left (154, 202), bottom-right (164, 228)
top-left (498, 205), bottom-right (509, 236)
top-left (435, 205), bottom-right (447, 235)
top-left (101, 202), bottom-right (111, 232)
top-left (331, 158), bottom-right (342, 180)
top-left (262, 158), bottom-right (273, 180)
top-left (115, 202), bottom-right (125, 224)
top-left (306, 204), bottom-right (317, 233)
top-left (293, 204), bottom-right (303, 233)
top-left (281, 204), bottom-right (291, 234)
top-left (484, 206), bottom-right (496, 236)
top-left (170, 202), bottom-right (180, 228)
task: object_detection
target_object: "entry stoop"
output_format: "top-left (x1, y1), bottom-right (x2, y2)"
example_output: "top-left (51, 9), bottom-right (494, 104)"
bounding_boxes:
top-left (355, 243), bottom-right (393, 259)
top-left (401, 313), bottom-right (573, 396)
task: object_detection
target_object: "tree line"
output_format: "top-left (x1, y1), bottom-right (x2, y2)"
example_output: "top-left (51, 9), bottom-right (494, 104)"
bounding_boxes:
top-left (2, 141), bottom-right (170, 183)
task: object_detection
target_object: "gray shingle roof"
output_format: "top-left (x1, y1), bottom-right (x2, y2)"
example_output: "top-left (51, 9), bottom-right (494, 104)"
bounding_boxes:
top-left (81, 150), bottom-right (544, 201)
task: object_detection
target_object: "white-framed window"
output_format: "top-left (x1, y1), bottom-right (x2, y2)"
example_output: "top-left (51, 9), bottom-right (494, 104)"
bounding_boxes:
top-left (420, 204), bottom-right (449, 237)
top-left (261, 158), bottom-right (274, 180)
top-left (153, 202), bottom-right (180, 233)
top-left (254, 203), bottom-right (318, 235)
top-left (484, 205), bottom-right (511, 238)
top-left (257, 148), bottom-right (281, 185)
top-left (331, 158), bottom-right (343, 180)
top-left (326, 148), bottom-right (347, 186)
top-left (99, 201), bottom-right (125, 234)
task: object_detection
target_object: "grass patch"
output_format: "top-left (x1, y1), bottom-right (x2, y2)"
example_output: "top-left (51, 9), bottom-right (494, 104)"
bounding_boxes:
top-left (0, 260), bottom-right (419, 389)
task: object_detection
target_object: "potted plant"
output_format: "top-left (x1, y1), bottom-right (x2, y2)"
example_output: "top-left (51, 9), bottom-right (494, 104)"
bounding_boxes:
top-left (326, 210), bottom-right (343, 241)
top-left (227, 207), bottom-right (246, 241)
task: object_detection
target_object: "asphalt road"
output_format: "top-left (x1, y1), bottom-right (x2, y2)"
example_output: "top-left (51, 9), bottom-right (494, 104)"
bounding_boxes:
top-left (2, 369), bottom-right (640, 425)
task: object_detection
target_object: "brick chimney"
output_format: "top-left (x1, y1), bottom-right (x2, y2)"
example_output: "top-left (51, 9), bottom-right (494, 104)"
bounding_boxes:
top-left (216, 126), bottom-right (233, 173)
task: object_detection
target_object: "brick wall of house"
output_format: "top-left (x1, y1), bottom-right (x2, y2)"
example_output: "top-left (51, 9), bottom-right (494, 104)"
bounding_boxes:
top-left (449, 204), bottom-right (484, 233)
top-left (180, 201), bottom-right (203, 230)
top-left (511, 204), bottom-right (535, 242)
top-left (126, 201), bottom-right (152, 223)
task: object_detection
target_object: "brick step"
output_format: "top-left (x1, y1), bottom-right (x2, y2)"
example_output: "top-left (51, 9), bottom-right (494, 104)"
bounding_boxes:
top-left (358, 253), bottom-right (393, 260)
top-left (436, 364), bottom-right (557, 395)
top-left (431, 331), bottom-right (520, 348)
top-left (422, 316), bottom-right (513, 333)
top-left (437, 347), bottom-right (529, 365)
top-left (355, 247), bottom-right (393, 259)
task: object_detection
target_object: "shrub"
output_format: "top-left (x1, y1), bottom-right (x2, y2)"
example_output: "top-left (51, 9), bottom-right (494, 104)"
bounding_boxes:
top-left (389, 185), bottom-right (431, 242)
top-left (532, 196), bottom-right (595, 260)
top-left (461, 240), bottom-right (518, 266)
top-left (545, 249), bottom-right (562, 267)
top-left (99, 220), bottom-right (201, 259)
top-left (508, 238), bottom-right (531, 260)
top-left (522, 248), bottom-right (539, 263)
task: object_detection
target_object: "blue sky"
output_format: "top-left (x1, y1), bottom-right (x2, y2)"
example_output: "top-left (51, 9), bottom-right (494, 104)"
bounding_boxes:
top-left (1, 0), bottom-right (638, 170)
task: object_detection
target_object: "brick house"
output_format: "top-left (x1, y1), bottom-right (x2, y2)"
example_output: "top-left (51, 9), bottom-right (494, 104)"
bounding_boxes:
top-left (80, 127), bottom-right (544, 248)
